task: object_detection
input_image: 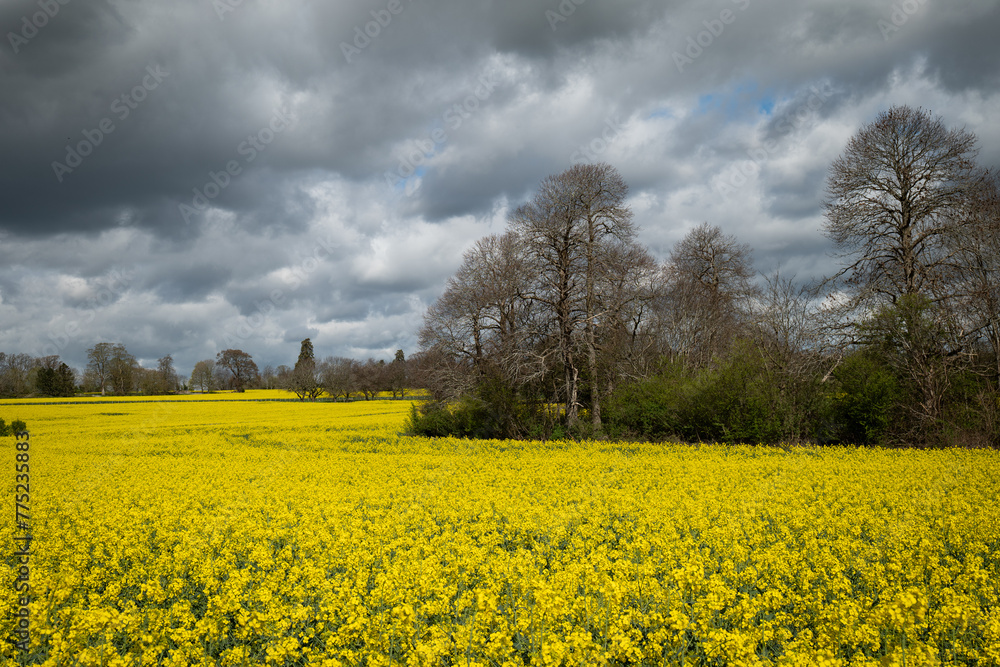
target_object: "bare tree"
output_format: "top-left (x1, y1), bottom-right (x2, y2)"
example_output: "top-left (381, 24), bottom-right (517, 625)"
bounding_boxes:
top-left (36, 355), bottom-right (61, 371)
top-left (417, 165), bottom-right (661, 435)
top-left (86, 342), bottom-right (115, 396)
top-left (0, 353), bottom-right (35, 397)
top-left (511, 162), bottom-right (634, 429)
top-left (388, 350), bottom-right (408, 398)
top-left (355, 358), bottom-right (386, 400)
top-left (259, 364), bottom-right (277, 389)
top-left (157, 355), bottom-right (178, 393)
top-left (751, 272), bottom-right (821, 367)
top-left (575, 165), bottom-right (637, 429)
top-left (189, 359), bottom-right (216, 392)
top-left (103, 343), bottom-right (138, 395)
top-left (419, 231), bottom-right (538, 401)
top-left (660, 222), bottom-right (759, 368)
top-left (319, 357), bottom-right (357, 400)
top-left (216, 349), bottom-right (259, 392)
top-left (951, 170), bottom-right (1000, 384)
top-left (822, 105), bottom-right (981, 310)
top-left (821, 105), bottom-right (986, 429)
top-left (275, 365), bottom-right (293, 385)
top-left (408, 348), bottom-right (474, 403)
top-left (591, 240), bottom-right (661, 401)
top-left (511, 180), bottom-right (585, 426)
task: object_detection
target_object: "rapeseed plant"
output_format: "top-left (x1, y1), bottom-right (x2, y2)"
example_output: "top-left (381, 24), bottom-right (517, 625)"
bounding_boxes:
top-left (0, 395), bottom-right (997, 665)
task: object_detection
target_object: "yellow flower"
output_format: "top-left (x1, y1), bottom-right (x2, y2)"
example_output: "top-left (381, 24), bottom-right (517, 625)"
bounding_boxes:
top-left (3, 397), bottom-right (998, 665)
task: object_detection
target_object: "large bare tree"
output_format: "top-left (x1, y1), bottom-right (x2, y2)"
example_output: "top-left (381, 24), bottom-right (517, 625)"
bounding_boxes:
top-left (0, 353), bottom-right (35, 397)
top-left (189, 359), bottom-right (216, 392)
top-left (86, 342), bottom-right (115, 395)
top-left (318, 357), bottom-right (358, 400)
top-left (423, 234), bottom-right (531, 363)
top-left (511, 162), bottom-right (634, 429)
top-left (823, 105), bottom-right (980, 309)
top-left (659, 222), bottom-right (758, 368)
top-left (419, 231), bottom-right (539, 402)
top-left (108, 344), bottom-right (138, 395)
top-left (595, 241), bottom-right (662, 390)
top-left (821, 105), bottom-right (987, 432)
top-left (510, 188), bottom-right (584, 426)
top-left (951, 170), bottom-right (1000, 385)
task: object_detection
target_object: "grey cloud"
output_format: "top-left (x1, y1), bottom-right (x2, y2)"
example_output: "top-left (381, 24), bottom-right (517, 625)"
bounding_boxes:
top-left (1, 0), bottom-right (998, 376)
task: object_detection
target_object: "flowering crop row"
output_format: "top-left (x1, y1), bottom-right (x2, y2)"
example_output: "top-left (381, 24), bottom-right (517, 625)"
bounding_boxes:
top-left (0, 389), bottom-right (421, 404)
top-left (2, 398), bottom-right (999, 665)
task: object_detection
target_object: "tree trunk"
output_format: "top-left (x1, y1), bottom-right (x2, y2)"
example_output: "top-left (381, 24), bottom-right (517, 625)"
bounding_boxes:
top-left (565, 363), bottom-right (578, 427)
top-left (585, 219), bottom-right (601, 430)
top-left (587, 336), bottom-right (601, 431)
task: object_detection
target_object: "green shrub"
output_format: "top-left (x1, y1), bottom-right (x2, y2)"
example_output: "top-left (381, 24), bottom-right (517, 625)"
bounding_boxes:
top-left (0, 418), bottom-right (27, 436)
top-left (603, 359), bottom-right (693, 441)
top-left (605, 341), bottom-right (831, 444)
top-left (828, 350), bottom-right (903, 445)
top-left (407, 402), bottom-right (464, 438)
top-left (406, 376), bottom-right (556, 440)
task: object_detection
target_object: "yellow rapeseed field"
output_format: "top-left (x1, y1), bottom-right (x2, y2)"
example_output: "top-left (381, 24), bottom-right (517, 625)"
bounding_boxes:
top-left (2, 392), bottom-right (999, 666)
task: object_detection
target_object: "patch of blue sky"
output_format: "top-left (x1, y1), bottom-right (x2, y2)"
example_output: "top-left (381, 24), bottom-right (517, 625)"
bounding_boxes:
top-left (389, 165), bottom-right (427, 194)
top-left (695, 92), bottom-right (724, 115)
top-left (690, 80), bottom-right (779, 123)
top-left (646, 106), bottom-right (675, 120)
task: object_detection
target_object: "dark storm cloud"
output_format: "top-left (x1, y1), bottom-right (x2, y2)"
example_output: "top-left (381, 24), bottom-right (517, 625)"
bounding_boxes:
top-left (282, 326), bottom-right (319, 346)
top-left (145, 263), bottom-right (233, 304)
top-left (482, 0), bottom-right (662, 56)
top-left (1, 0), bottom-right (999, 375)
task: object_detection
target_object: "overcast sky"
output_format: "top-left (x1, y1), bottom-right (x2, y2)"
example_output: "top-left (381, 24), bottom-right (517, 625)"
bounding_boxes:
top-left (1, 0), bottom-right (998, 378)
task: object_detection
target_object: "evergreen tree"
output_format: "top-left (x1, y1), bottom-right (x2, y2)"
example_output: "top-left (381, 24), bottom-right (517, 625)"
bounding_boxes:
top-left (290, 338), bottom-right (323, 401)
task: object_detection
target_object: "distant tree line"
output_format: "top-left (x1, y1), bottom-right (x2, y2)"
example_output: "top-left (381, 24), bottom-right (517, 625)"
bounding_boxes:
top-left (270, 342), bottom-right (410, 401)
top-left (0, 345), bottom-right (181, 397)
top-left (411, 106), bottom-right (1000, 447)
top-left (1, 352), bottom-right (73, 398)
top-left (0, 353), bottom-right (76, 398)
top-left (186, 341), bottom-right (410, 401)
top-left (0, 340), bottom-right (411, 400)
top-left (0, 338), bottom-right (419, 400)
